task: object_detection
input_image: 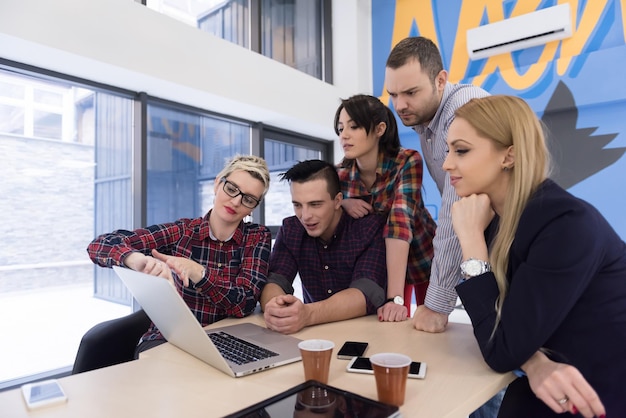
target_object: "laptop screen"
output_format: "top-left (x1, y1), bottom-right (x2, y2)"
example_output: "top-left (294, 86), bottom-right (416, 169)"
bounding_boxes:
top-left (224, 380), bottom-right (400, 418)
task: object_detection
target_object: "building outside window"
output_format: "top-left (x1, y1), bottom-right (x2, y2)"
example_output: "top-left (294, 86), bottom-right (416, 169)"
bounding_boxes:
top-left (0, 69), bottom-right (133, 385)
top-left (0, 64), bottom-right (332, 388)
top-left (146, 0), bottom-right (331, 82)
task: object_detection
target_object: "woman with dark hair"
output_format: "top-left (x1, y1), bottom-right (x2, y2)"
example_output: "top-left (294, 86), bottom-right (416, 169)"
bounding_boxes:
top-left (335, 94), bottom-right (436, 322)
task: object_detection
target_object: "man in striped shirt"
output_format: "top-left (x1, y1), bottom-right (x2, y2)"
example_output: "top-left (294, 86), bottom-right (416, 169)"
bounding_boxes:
top-left (385, 36), bottom-right (497, 418)
top-left (385, 36), bottom-right (490, 333)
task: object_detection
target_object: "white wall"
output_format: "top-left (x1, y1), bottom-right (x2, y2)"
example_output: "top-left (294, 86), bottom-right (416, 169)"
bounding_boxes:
top-left (330, 0), bottom-right (373, 160)
top-left (0, 0), bottom-right (373, 153)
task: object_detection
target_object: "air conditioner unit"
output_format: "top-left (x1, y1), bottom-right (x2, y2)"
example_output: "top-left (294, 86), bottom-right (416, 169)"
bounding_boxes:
top-left (466, 4), bottom-right (572, 60)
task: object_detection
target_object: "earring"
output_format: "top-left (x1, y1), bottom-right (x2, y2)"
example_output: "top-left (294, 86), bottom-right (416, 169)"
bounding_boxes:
top-left (503, 166), bottom-right (510, 171)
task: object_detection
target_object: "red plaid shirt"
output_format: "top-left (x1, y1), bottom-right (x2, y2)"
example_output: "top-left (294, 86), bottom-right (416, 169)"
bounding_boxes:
top-left (338, 148), bottom-right (436, 284)
top-left (87, 210), bottom-right (271, 341)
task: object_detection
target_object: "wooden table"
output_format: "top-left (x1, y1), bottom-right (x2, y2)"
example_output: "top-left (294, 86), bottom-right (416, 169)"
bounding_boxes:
top-left (0, 315), bottom-right (515, 417)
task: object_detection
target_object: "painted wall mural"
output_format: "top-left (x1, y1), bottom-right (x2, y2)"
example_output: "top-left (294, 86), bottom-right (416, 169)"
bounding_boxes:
top-left (371, 0), bottom-right (626, 239)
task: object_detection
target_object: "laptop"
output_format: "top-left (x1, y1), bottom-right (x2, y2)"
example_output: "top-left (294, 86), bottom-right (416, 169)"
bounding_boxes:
top-left (112, 266), bottom-right (302, 377)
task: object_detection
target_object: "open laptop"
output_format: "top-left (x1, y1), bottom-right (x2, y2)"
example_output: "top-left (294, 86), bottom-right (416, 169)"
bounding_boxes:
top-left (112, 266), bottom-right (302, 377)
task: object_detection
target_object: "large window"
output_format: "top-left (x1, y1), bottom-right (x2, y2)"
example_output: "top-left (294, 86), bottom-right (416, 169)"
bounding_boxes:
top-left (146, 102), bottom-right (251, 225)
top-left (263, 133), bottom-right (326, 226)
top-left (0, 69), bottom-right (134, 385)
top-left (0, 64), bottom-right (332, 389)
top-left (261, 0), bottom-right (323, 79)
top-left (146, 0), bottom-right (332, 82)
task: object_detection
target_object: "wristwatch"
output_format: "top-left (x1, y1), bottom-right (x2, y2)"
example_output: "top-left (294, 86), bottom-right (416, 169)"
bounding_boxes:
top-left (460, 258), bottom-right (491, 278)
top-left (384, 295), bottom-right (404, 306)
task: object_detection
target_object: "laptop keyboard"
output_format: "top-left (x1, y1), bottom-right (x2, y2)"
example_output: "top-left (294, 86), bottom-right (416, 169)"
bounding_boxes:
top-left (208, 331), bottom-right (279, 365)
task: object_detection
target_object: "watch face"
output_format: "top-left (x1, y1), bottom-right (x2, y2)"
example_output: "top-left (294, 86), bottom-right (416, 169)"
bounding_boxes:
top-left (393, 296), bottom-right (404, 305)
top-left (465, 260), bottom-right (483, 276)
top-left (461, 258), bottom-right (490, 277)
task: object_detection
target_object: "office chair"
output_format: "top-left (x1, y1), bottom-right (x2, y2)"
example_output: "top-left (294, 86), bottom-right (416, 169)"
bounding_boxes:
top-left (72, 309), bottom-right (151, 374)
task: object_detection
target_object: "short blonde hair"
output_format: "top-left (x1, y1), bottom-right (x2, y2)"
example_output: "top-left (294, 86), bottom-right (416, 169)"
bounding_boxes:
top-left (217, 155), bottom-right (270, 197)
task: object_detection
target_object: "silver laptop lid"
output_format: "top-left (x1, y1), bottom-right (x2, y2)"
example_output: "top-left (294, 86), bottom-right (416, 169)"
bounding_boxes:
top-left (112, 266), bottom-right (301, 377)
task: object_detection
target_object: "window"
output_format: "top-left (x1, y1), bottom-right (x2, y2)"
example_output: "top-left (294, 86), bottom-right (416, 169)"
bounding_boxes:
top-left (146, 102), bottom-right (251, 225)
top-left (261, 0), bottom-right (323, 79)
top-left (0, 68), bottom-right (134, 386)
top-left (263, 130), bottom-right (330, 227)
top-left (145, 0), bottom-right (332, 82)
top-left (0, 62), bottom-right (332, 389)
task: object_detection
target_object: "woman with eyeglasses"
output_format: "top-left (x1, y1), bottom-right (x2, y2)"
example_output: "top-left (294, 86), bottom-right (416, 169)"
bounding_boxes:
top-left (87, 154), bottom-right (272, 354)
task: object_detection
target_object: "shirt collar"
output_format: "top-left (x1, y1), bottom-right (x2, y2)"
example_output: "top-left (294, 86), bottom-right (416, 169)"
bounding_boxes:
top-left (341, 152), bottom-right (385, 182)
top-left (200, 210), bottom-right (244, 245)
top-left (318, 210), bottom-right (348, 246)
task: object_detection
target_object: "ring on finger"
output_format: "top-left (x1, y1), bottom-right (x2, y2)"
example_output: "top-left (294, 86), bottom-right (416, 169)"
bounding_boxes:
top-left (558, 396), bottom-right (569, 405)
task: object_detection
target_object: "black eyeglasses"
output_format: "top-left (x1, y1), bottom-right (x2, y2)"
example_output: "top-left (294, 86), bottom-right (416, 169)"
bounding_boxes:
top-left (220, 177), bottom-right (261, 209)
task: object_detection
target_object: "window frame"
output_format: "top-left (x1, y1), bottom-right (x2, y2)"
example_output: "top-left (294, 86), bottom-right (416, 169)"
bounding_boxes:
top-left (0, 57), bottom-right (333, 390)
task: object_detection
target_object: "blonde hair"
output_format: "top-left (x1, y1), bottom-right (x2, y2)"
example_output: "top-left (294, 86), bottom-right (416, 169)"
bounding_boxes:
top-left (455, 95), bottom-right (551, 329)
top-left (217, 154), bottom-right (270, 197)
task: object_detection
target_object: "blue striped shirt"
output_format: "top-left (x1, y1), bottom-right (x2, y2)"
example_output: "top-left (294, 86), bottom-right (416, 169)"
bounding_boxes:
top-left (413, 82), bottom-right (490, 314)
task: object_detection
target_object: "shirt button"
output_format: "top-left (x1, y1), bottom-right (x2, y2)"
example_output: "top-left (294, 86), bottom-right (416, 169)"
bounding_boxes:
top-left (219, 242), bottom-right (223, 247)
top-left (323, 245), bottom-right (328, 249)
top-left (324, 265), bottom-right (329, 270)
top-left (327, 289), bottom-right (332, 294)
top-left (427, 137), bottom-right (432, 142)
top-left (218, 263), bottom-right (222, 268)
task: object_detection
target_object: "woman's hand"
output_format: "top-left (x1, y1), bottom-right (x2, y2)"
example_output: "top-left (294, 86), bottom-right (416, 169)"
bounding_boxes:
top-left (377, 301), bottom-right (408, 322)
top-left (522, 351), bottom-right (606, 418)
top-left (451, 194), bottom-right (493, 260)
top-left (124, 252), bottom-right (174, 285)
top-left (152, 249), bottom-right (204, 288)
top-left (341, 198), bottom-right (373, 218)
top-left (450, 194), bottom-right (494, 242)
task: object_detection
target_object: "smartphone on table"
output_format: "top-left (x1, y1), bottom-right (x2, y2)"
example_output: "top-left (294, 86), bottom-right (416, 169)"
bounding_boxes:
top-left (21, 379), bottom-right (68, 410)
top-left (337, 341), bottom-right (369, 360)
top-left (346, 356), bottom-right (427, 379)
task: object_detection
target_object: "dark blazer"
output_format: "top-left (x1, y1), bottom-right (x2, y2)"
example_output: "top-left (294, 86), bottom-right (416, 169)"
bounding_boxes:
top-left (457, 179), bottom-right (626, 416)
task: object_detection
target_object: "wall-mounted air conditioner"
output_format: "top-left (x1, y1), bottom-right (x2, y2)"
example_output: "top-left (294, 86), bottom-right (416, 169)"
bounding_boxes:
top-left (466, 4), bottom-right (572, 60)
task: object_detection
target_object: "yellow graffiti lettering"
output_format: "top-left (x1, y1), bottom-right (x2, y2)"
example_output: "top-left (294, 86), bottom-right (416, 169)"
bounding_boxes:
top-left (449, 0), bottom-right (506, 82)
top-left (467, 0), bottom-right (553, 89)
top-left (558, 0), bottom-right (610, 75)
top-left (623, 0), bottom-right (626, 45)
top-left (379, 0), bottom-right (437, 103)
top-left (470, 0), bottom-right (611, 88)
top-left (379, 0), bottom-right (614, 95)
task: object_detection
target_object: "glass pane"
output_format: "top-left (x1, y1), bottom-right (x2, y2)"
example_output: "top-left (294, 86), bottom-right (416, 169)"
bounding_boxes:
top-left (34, 89), bottom-right (63, 107)
top-left (261, 0), bottom-right (322, 79)
top-left (0, 103), bottom-right (24, 135)
top-left (147, 103), bottom-right (251, 225)
top-left (33, 110), bottom-right (62, 139)
top-left (198, 0), bottom-right (249, 47)
top-left (0, 80), bottom-right (24, 99)
top-left (0, 70), bottom-right (133, 384)
top-left (263, 138), bottom-right (321, 225)
top-left (146, 0), bottom-right (249, 48)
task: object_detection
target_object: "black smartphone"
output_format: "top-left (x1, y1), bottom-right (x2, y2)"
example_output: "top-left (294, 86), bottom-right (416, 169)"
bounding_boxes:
top-left (346, 356), bottom-right (427, 379)
top-left (337, 341), bottom-right (369, 360)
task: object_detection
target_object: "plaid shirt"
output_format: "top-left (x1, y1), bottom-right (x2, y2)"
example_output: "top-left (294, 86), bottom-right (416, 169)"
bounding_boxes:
top-left (87, 210), bottom-right (271, 341)
top-left (268, 212), bottom-right (387, 314)
top-left (337, 148), bottom-right (436, 284)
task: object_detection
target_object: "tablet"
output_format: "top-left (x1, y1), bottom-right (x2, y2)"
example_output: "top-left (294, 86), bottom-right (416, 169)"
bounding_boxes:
top-left (224, 380), bottom-right (400, 418)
